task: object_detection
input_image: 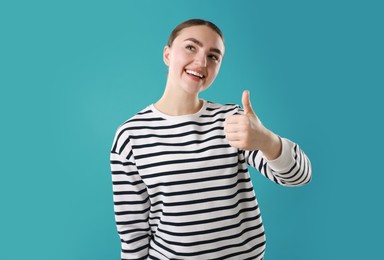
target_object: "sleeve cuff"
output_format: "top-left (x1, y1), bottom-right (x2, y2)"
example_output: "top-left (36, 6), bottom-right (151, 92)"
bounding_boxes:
top-left (265, 137), bottom-right (295, 172)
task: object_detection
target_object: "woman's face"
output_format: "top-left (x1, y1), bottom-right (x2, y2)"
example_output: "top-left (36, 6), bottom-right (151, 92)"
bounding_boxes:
top-left (164, 25), bottom-right (225, 96)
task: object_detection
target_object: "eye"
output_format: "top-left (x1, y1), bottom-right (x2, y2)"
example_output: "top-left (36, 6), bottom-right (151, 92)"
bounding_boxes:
top-left (208, 54), bottom-right (220, 62)
top-left (185, 45), bottom-right (196, 51)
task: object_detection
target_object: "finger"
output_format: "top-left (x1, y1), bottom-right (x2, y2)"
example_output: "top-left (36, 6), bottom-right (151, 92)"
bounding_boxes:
top-left (225, 132), bottom-right (241, 142)
top-left (242, 90), bottom-right (255, 116)
top-left (224, 123), bottom-right (247, 134)
top-left (227, 139), bottom-right (245, 150)
top-left (225, 114), bottom-right (249, 124)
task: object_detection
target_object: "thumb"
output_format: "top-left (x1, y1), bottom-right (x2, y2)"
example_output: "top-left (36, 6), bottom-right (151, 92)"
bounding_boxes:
top-left (242, 90), bottom-right (255, 116)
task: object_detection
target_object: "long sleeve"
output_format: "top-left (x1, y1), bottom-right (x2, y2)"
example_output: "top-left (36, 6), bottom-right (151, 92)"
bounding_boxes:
top-left (109, 102), bottom-right (310, 259)
top-left (110, 131), bottom-right (150, 260)
top-left (245, 137), bottom-right (312, 186)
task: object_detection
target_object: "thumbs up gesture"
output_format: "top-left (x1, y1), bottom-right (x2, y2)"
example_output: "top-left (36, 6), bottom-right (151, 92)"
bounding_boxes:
top-left (224, 90), bottom-right (282, 160)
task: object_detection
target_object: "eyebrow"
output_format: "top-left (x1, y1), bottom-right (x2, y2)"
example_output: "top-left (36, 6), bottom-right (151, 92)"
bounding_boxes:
top-left (184, 38), bottom-right (223, 56)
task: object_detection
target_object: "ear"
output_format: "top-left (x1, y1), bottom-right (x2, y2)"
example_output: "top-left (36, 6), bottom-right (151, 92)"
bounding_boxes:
top-left (163, 45), bottom-right (170, 66)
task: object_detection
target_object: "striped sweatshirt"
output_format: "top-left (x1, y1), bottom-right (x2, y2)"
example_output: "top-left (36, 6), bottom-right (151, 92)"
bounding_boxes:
top-left (110, 100), bottom-right (312, 260)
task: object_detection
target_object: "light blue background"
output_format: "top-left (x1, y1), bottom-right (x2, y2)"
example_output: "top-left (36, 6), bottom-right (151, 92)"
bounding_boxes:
top-left (1, 0), bottom-right (383, 259)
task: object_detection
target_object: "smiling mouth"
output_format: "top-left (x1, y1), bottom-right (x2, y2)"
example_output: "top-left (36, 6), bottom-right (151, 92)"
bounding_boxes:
top-left (185, 69), bottom-right (205, 79)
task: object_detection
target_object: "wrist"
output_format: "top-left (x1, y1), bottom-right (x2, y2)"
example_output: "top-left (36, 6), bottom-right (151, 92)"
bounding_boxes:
top-left (261, 131), bottom-right (282, 160)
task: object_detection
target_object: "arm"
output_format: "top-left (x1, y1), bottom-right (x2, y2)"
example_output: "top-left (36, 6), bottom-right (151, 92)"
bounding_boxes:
top-left (110, 131), bottom-right (150, 260)
top-left (225, 90), bottom-right (312, 186)
top-left (245, 137), bottom-right (312, 186)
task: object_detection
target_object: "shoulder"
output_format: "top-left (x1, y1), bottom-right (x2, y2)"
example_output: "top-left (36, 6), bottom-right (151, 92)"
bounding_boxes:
top-left (116, 105), bottom-right (164, 131)
top-left (111, 106), bottom-right (165, 149)
top-left (204, 100), bottom-right (244, 117)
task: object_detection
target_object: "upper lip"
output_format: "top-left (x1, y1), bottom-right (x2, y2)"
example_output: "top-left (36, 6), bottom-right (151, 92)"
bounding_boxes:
top-left (185, 69), bottom-right (206, 79)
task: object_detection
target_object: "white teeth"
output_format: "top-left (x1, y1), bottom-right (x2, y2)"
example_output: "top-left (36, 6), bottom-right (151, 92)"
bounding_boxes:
top-left (186, 70), bottom-right (204, 79)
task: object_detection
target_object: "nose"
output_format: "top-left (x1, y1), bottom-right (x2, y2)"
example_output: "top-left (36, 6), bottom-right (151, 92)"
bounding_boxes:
top-left (194, 51), bottom-right (207, 67)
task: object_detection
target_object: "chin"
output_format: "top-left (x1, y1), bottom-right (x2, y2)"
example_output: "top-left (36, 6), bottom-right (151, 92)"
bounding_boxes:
top-left (184, 84), bottom-right (210, 95)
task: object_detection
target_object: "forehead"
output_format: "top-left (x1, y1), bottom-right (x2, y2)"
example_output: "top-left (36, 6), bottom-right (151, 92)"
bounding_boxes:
top-left (175, 25), bottom-right (225, 54)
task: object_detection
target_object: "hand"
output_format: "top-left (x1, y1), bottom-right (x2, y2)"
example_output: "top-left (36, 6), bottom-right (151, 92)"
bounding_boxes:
top-left (224, 90), bottom-right (282, 159)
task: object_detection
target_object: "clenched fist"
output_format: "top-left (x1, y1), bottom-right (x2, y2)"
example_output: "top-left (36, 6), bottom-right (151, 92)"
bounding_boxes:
top-left (224, 90), bottom-right (282, 160)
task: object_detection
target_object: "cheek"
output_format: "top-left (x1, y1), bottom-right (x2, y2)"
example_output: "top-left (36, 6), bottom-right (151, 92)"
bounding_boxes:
top-left (208, 65), bottom-right (221, 80)
top-left (168, 59), bottom-right (184, 75)
top-left (169, 53), bottom-right (189, 72)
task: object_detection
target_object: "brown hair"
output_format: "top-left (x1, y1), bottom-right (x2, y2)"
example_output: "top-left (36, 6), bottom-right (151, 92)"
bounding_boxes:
top-left (167, 19), bottom-right (224, 47)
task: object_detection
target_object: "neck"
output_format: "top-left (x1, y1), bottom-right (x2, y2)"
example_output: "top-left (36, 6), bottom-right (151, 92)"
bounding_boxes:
top-left (154, 85), bottom-right (203, 116)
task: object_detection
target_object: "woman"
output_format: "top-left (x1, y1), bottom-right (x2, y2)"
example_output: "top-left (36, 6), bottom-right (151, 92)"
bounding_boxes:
top-left (110, 19), bottom-right (312, 260)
